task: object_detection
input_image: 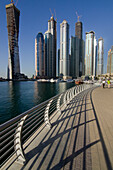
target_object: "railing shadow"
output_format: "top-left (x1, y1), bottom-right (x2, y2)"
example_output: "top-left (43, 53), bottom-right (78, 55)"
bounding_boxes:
top-left (21, 92), bottom-right (87, 169)
top-left (20, 86), bottom-right (112, 170)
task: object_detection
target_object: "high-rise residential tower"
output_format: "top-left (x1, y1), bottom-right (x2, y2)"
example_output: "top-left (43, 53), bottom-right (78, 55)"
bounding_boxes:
top-left (75, 19), bottom-right (84, 77)
top-left (35, 33), bottom-right (44, 77)
top-left (107, 46), bottom-right (113, 75)
top-left (85, 31), bottom-right (97, 76)
top-left (48, 16), bottom-right (57, 78)
top-left (59, 20), bottom-right (70, 79)
top-left (6, 3), bottom-right (20, 79)
top-left (70, 36), bottom-right (80, 78)
top-left (97, 37), bottom-right (104, 75)
top-left (58, 49), bottom-right (60, 77)
top-left (44, 31), bottom-right (52, 77)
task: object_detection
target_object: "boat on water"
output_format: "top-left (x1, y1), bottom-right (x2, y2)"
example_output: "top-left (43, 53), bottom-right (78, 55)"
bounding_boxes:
top-left (37, 79), bottom-right (50, 82)
top-left (66, 79), bottom-right (74, 83)
top-left (75, 79), bottom-right (83, 85)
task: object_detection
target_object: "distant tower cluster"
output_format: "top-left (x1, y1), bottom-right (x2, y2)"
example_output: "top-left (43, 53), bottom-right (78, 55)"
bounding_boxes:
top-left (107, 46), bottom-right (113, 75)
top-left (6, 3), bottom-right (20, 79)
top-left (35, 16), bottom-right (57, 78)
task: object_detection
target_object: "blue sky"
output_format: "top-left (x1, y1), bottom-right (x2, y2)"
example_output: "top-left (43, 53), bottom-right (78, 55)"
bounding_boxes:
top-left (0, 0), bottom-right (113, 78)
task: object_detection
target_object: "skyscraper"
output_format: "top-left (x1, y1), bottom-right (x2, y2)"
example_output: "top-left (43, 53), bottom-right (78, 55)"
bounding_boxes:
top-left (6, 3), bottom-right (20, 79)
top-left (58, 49), bottom-right (60, 77)
top-left (35, 33), bottom-right (44, 77)
top-left (70, 36), bottom-right (80, 78)
top-left (107, 46), bottom-right (113, 75)
top-left (59, 20), bottom-right (70, 79)
top-left (97, 37), bottom-right (104, 75)
top-left (48, 16), bottom-right (57, 78)
top-left (85, 31), bottom-right (97, 76)
top-left (44, 31), bottom-right (52, 77)
top-left (75, 20), bottom-right (84, 77)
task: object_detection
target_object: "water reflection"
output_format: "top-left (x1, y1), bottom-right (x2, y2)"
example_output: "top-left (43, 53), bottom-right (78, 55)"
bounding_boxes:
top-left (0, 81), bottom-right (75, 124)
top-left (8, 81), bottom-right (21, 118)
top-left (58, 82), bottom-right (67, 93)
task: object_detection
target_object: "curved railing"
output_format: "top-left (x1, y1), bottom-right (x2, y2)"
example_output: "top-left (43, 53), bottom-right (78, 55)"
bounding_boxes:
top-left (0, 84), bottom-right (92, 167)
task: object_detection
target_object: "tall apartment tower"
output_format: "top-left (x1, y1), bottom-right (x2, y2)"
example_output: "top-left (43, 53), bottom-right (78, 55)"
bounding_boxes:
top-left (58, 49), bottom-right (60, 77)
top-left (70, 36), bottom-right (80, 78)
top-left (6, 3), bottom-right (20, 79)
top-left (44, 31), bottom-right (52, 77)
top-left (75, 20), bottom-right (84, 77)
top-left (35, 33), bottom-right (44, 77)
top-left (85, 31), bottom-right (97, 76)
top-left (48, 16), bottom-right (57, 78)
top-left (97, 37), bottom-right (104, 75)
top-left (107, 46), bottom-right (113, 75)
top-left (59, 20), bottom-right (70, 79)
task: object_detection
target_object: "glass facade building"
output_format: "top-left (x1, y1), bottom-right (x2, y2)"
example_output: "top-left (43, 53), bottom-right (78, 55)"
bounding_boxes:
top-left (44, 31), bottom-right (52, 77)
top-left (6, 3), bottom-right (20, 79)
top-left (85, 31), bottom-right (97, 76)
top-left (60, 20), bottom-right (70, 78)
top-left (97, 37), bottom-right (104, 75)
top-left (70, 36), bottom-right (80, 78)
top-left (75, 21), bottom-right (84, 76)
top-left (48, 16), bottom-right (57, 78)
top-left (35, 33), bottom-right (44, 77)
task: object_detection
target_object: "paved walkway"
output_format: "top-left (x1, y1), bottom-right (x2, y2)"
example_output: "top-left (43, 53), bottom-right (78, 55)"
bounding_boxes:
top-left (3, 85), bottom-right (113, 170)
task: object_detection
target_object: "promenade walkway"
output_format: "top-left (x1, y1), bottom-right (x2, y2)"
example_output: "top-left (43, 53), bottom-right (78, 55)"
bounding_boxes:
top-left (3, 85), bottom-right (113, 170)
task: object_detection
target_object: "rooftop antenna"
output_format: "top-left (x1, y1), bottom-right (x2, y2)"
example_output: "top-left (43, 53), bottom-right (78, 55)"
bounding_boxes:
top-left (49, 8), bottom-right (53, 17)
top-left (76, 11), bottom-right (82, 22)
top-left (54, 9), bottom-right (57, 21)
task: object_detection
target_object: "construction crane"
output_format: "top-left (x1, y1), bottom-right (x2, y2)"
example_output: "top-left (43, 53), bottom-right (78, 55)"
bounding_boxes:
top-left (76, 11), bottom-right (82, 22)
top-left (10, 0), bottom-right (18, 6)
top-left (54, 9), bottom-right (57, 21)
top-left (49, 8), bottom-right (53, 17)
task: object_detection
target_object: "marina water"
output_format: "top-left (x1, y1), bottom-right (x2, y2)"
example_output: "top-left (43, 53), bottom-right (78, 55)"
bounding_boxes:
top-left (0, 81), bottom-right (75, 124)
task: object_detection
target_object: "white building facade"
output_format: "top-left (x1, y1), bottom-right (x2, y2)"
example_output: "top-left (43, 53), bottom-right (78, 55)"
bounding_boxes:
top-left (97, 37), bottom-right (104, 75)
top-left (60, 20), bottom-right (70, 78)
top-left (85, 31), bottom-right (97, 76)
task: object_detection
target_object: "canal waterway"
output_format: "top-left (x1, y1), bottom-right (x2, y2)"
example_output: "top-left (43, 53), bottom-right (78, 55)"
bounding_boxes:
top-left (0, 81), bottom-right (75, 124)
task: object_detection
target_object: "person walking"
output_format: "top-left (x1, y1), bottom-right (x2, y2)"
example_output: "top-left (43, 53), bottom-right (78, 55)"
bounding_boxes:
top-left (102, 79), bottom-right (106, 88)
top-left (107, 79), bottom-right (111, 89)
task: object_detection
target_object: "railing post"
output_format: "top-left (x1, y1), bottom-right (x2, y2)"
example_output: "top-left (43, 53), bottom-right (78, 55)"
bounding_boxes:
top-left (14, 115), bottom-right (28, 164)
top-left (74, 86), bottom-right (76, 96)
top-left (57, 94), bottom-right (63, 114)
top-left (44, 99), bottom-right (53, 128)
top-left (63, 91), bottom-right (68, 107)
top-left (70, 88), bottom-right (74, 100)
top-left (66, 90), bottom-right (69, 103)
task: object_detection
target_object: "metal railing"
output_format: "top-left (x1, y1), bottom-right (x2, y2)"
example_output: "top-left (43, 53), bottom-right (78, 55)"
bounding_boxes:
top-left (0, 84), bottom-right (91, 167)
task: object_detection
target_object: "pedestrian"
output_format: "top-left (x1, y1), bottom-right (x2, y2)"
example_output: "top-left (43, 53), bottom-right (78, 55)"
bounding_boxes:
top-left (107, 79), bottom-right (111, 89)
top-left (102, 79), bottom-right (105, 88)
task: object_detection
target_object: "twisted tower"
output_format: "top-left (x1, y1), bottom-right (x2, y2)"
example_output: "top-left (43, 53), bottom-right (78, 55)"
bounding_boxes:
top-left (6, 3), bottom-right (20, 79)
